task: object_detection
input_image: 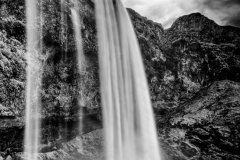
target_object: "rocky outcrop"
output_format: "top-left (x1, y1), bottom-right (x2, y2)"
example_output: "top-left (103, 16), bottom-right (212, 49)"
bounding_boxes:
top-left (158, 80), bottom-right (240, 160)
top-left (129, 11), bottom-right (240, 111)
top-left (124, 9), bottom-right (240, 160)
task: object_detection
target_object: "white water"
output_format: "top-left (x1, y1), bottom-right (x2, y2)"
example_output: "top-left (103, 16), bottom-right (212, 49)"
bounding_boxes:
top-left (95, 0), bottom-right (162, 160)
top-left (24, 0), bottom-right (42, 159)
top-left (71, 3), bottom-right (85, 138)
top-left (71, 7), bottom-right (85, 74)
top-left (60, 0), bottom-right (68, 61)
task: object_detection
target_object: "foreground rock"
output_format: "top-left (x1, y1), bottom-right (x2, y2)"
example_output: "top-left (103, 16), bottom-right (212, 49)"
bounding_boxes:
top-left (5, 129), bottom-right (103, 160)
top-left (159, 80), bottom-right (240, 160)
top-left (0, 113), bottom-right (102, 157)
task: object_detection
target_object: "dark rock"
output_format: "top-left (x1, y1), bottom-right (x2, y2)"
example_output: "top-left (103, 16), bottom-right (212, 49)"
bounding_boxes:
top-left (159, 80), bottom-right (240, 160)
top-left (15, 129), bottom-right (104, 160)
top-left (129, 10), bottom-right (240, 111)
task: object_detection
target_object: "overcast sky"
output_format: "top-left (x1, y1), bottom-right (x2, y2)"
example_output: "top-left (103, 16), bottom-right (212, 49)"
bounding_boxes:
top-left (122, 0), bottom-right (240, 29)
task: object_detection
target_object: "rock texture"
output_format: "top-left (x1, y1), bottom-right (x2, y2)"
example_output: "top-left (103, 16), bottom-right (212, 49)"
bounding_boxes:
top-left (0, 0), bottom-right (102, 155)
top-left (158, 80), bottom-right (240, 160)
top-left (129, 10), bottom-right (240, 111)
top-left (0, 0), bottom-right (240, 159)
top-left (14, 129), bottom-right (103, 160)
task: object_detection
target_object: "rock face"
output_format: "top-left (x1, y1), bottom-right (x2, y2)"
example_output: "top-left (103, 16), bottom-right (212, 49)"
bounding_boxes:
top-left (0, 0), bottom-right (101, 155)
top-left (158, 80), bottom-right (240, 160)
top-left (0, 0), bottom-right (240, 159)
top-left (129, 10), bottom-right (240, 111)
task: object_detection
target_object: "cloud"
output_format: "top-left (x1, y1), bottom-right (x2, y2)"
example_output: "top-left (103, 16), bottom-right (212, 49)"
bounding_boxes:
top-left (202, 0), bottom-right (240, 9)
top-left (122, 0), bottom-right (240, 28)
top-left (200, 0), bottom-right (240, 27)
top-left (225, 12), bottom-right (240, 27)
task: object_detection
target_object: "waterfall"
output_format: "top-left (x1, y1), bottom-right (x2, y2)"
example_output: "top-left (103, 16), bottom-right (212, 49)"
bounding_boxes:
top-left (95, 0), bottom-right (162, 160)
top-left (24, 0), bottom-right (42, 159)
top-left (71, 7), bottom-right (85, 75)
top-left (71, 3), bottom-right (85, 139)
top-left (24, 0), bottom-right (161, 159)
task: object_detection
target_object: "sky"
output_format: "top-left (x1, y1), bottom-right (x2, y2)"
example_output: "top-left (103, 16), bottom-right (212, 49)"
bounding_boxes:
top-left (122, 0), bottom-right (240, 29)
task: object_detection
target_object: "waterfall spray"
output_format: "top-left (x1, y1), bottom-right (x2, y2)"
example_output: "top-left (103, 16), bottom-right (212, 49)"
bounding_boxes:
top-left (95, 0), bottom-right (161, 160)
top-left (24, 0), bottom-right (42, 159)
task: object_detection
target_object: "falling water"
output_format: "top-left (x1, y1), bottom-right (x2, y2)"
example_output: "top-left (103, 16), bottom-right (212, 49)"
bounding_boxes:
top-left (95, 0), bottom-right (162, 160)
top-left (24, 0), bottom-right (42, 159)
top-left (24, 0), bottom-right (161, 159)
top-left (71, 2), bottom-right (85, 137)
top-left (71, 7), bottom-right (85, 74)
top-left (60, 0), bottom-right (68, 61)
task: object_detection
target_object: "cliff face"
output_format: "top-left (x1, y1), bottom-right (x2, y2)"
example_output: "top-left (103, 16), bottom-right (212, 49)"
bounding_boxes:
top-left (0, 0), bottom-right (240, 159)
top-left (0, 0), bottom-right (101, 155)
top-left (129, 10), bottom-right (240, 111)
top-left (129, 12), bottom-right (240, 159)
top-left (158, 80), bottom-right (240, 160)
